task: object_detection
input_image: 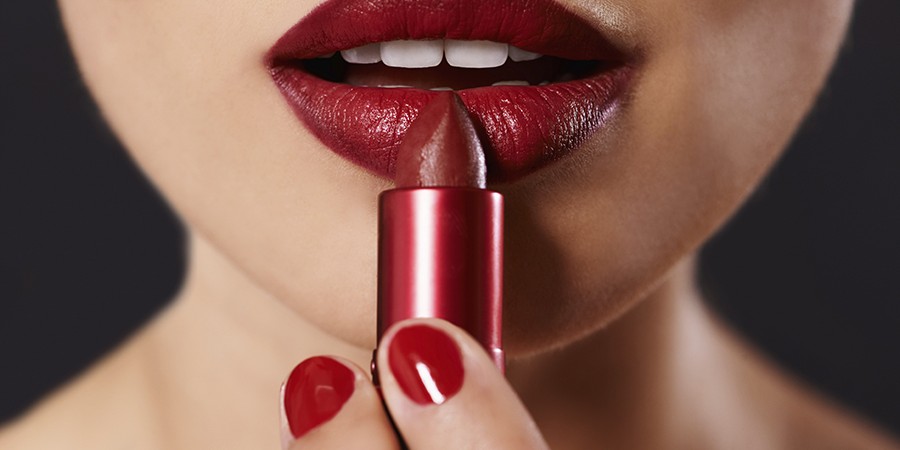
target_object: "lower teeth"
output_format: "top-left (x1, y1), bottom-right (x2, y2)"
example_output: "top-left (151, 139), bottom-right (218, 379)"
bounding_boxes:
top-left (491, 80), bottom-right (529, 86)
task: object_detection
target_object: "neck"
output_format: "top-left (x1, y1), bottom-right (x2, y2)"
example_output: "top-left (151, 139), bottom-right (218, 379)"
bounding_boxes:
top-left (136, 232), bottom-right (746, 449)
top-left (509, 260), bottom-right (771, 449)
top-left (141, 232), bottom-right (371, 448)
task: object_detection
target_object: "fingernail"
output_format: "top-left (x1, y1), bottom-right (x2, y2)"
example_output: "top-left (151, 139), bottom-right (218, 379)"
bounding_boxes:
top-left (388, 324), bottom-right (464, 405)
top-left (283, 356), bottom-right (355, 439)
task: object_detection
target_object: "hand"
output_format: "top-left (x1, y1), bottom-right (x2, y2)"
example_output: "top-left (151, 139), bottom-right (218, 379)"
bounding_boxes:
top-left (280, 319), bottom-right (549, 449)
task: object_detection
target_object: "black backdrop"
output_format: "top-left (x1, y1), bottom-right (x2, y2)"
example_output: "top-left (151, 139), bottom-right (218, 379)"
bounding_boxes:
top-left (1, 0), bottom-right (898, 436)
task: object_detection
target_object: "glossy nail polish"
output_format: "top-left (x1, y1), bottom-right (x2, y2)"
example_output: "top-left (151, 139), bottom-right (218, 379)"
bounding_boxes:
top-left (283, 356), bottom-right (355, 439)
top-left (388, 325), bottom-right (464, 405)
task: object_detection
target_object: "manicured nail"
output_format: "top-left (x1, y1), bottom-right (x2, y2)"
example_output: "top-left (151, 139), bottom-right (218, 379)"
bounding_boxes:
top-left (283, 356), bottom-right (355, 439)
top-left (388, 324), bottom-right (464, 405)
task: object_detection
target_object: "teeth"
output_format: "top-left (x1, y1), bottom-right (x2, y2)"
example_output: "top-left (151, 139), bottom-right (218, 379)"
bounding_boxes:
top-left (445, 40), bottom-right (508, 68)
top-left (377, 84), bottom-right (414, 89)
top-left (492, 80), bottom-right (529, 86)
top-left (340, 43), bottom-right (381, 64)
top-left (429, 87), bottom-right (454, 91)
top-left (339, 40), bottom-right (545, 67)
top-left (508, 46), bottom-right (542, 62)
top-left (381, 40), bottom-right (444, 68)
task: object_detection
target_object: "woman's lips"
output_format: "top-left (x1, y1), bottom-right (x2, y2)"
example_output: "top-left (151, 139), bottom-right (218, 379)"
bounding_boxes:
top-left (266, 0), bottom-right (634, 182)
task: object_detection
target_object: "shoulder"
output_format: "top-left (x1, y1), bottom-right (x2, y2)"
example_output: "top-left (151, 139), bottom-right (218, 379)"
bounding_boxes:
top-left (781, 383), bottom-right (899, 450)
top-left (680, 316), bottom-right (900, 450)
top-left (723, 329), bottom-right (899, 450)
top-left (0, 396), bottom-right (65, 449)
top-left (0, 343), bottom-right (163, 450)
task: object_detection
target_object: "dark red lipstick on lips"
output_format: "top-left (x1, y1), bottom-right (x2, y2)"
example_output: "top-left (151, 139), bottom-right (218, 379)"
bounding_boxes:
top-left (266, 0), bottom-right (634, 182)
top-left (377, 92), bottom-right (504, 372)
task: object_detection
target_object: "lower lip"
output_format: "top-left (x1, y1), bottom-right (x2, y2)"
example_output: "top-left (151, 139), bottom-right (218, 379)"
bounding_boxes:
top-left (270, 65), bottom-right (633, 182)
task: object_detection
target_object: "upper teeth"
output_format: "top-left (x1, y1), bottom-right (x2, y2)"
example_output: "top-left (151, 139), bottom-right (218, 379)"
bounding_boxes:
top-left (339, 40), bottom-right (543, 68)
top-left (382, 40), bottom-right (445, 68)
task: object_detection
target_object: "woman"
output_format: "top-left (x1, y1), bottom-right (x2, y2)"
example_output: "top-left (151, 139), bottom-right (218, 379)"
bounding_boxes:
top-left (1, 0), bottom-right (896, 448)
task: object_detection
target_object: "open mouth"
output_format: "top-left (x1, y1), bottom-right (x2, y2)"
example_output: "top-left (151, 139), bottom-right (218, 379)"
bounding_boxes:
top-left (267, 0), bottom-right (634, 182)
top-left (300, 40), bottom-right (606, 90)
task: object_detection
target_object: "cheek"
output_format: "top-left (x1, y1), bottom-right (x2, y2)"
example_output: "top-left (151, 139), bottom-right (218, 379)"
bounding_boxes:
top-left (502, 0), bottom-right (852, 353)
top-left (60, 0), bottom-right (389, 347)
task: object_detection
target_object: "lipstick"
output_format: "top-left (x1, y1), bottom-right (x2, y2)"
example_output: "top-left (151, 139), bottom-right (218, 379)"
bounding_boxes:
top-left (376, 92), bottom-right (504, 373)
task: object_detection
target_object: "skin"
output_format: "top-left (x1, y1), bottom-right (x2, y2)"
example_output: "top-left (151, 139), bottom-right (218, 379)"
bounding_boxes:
top-left (0, 0), bottom-right (896, 448)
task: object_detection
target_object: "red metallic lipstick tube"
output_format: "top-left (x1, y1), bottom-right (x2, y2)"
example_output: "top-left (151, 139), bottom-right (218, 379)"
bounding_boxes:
top-left (376, 93), bottom-right (505, 373)
top-left (378, 188), bottom-right (504, 370)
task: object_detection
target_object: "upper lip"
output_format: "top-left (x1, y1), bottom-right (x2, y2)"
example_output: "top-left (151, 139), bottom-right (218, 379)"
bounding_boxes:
top-left (266, 0), bottom-right (627, 65)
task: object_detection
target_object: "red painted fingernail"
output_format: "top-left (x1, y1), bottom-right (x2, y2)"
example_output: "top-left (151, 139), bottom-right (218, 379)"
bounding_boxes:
top-left (388, 325), bottom-right (464, 405)
top-left (283, 356), bottom-right (355, 439)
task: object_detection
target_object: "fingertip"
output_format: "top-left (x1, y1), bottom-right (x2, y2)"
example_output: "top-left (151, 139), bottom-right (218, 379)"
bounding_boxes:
top-left (280, 356), bottom-right (400, 449)
top-left (381, 321), bottom-right (466, 405)
top-left (281, 356), bottom-right (357, 442)
top-left (375, 319), bottom-right (547, 449)
top-left (376, 318), bottom-right (500, 389)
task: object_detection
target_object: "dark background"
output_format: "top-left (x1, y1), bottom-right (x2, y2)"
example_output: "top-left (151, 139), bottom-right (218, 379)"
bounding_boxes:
top-left (1, 0), bottom-right (898, 436)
